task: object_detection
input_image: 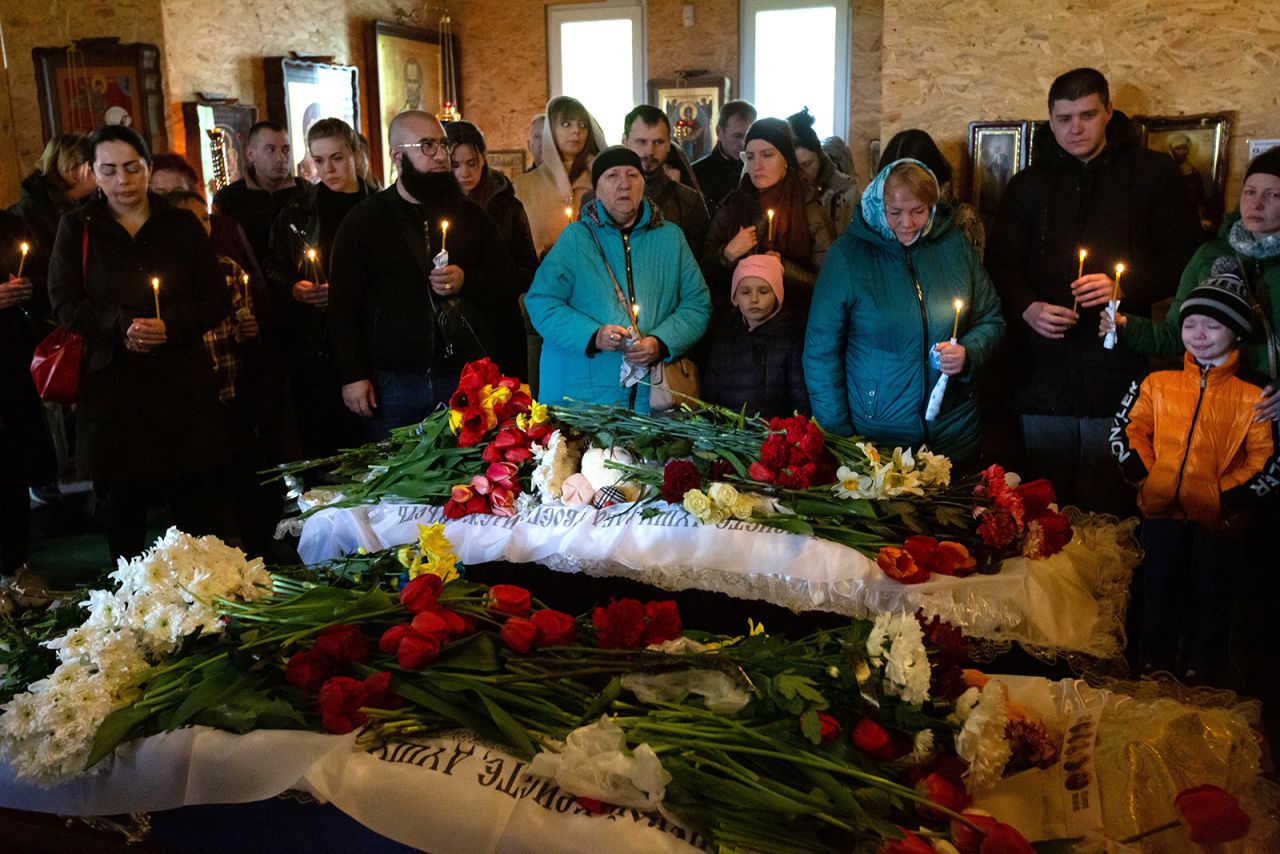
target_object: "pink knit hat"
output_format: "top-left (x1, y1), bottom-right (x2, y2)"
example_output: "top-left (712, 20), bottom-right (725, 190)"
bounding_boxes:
top-left (731, 254), bottom-right (785, 307)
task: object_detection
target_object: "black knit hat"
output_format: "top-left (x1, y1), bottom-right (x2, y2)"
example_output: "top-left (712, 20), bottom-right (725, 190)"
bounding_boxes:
top-left (1180, 258), bottom-right (1254, 337)
top-left (591, 145), bottom-right (642, 187)
top-left (1246, 147), bottom-right (1280, 181)
top-left (744, 118), bottom-right (800, 173)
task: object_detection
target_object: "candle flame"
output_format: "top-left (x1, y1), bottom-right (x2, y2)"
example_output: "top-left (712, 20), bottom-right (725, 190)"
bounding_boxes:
top-left (307, 248), bottom-right (317, 262)
top-left (20, 242), bottom-right (28, 254)
top-left (1115, 263), bottom-right (1125, 275)
top-left (151, 277), bottom-right (160, 290)
top-left (564, 206), bottom-right (573, 220)
top-left (632, 303), bottom-right (639, 317)
top-left (954, 298), bottom-right (963, 311)
top-left (1079, 248), bottom-right (1087, 260)
top-left (242, 274), bottom-right (250, 284)
top-left (767, 209), bottom-right (775, 219)
top-left (441, 220), bottom-right (450, 231)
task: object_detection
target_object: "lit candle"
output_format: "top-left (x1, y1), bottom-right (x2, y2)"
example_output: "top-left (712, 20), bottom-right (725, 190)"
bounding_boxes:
top-left (440, 220), bottom-right (449, 253)
top-left (241, 273), bottom-right (250, 305)
top-left (766, 209), bottom-right (775, 243)
top-left (631, 302), bottom-right (640, 330)
top-left (306, 247), bottom-right (319, 284)
top-left (951, 298), bottom-right (963, 341)
top-left (16, 242), bottom-right (28, 278)
top-left (1072, 248), bottom-right (1087, 314)
top-left (151, 277), bottom-right (161, 320)
top-left (1112, 263), bottom-right (1125, 302)
top-left (564, 206), bottom-right (574, 224)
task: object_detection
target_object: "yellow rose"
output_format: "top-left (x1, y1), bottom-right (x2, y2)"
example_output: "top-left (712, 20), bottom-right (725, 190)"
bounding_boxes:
top-left (682, 488), bottom-right (712, 522)
top-left (731, 495), bottom-right (755, 520)
top-left (707, 482), bottom-right (740, 508)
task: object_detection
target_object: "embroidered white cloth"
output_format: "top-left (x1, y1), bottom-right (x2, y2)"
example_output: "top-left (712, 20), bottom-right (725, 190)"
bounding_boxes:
top-left (296, 501), bottom-right (1137, 658)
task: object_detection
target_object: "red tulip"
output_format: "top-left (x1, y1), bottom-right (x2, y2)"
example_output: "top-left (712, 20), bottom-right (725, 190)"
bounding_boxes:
top-left (399, 573), bottom-right (443, 614)
top-left (979, 822), bottom-right (1035, 854)
top-left (500, 616), bottom-right (537, 654)
top-left (396, 631), bottom-right (442, 669)
top-left (489, 584), bottom-right (533, 616)
top-left (851, 716), bottom-right (898, 761)
top-left (816, 712), bottom-right (841, 745)
top-left (877, 828), bottom-right (934, 854)
top-left (916, 771), bottom-right (970, 821)
top-left (530, 609), bottom-right (576, 647)
top-left (950, 810), bottom-right (998, 853)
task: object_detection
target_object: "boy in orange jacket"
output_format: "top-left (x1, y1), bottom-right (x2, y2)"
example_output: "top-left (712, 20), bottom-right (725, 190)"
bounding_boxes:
top-left (1111, 264), bottom-right (1280, 683)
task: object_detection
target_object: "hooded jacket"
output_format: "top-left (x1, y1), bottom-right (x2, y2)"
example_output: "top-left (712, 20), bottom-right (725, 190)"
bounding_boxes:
top-left (985, 111), bottom-right (1202, 417)
top-left (1121, 212), bottom-right (1280, 380)
top-left (804, 162), bottom-right (1006, 461)
top-left (1112, 350), bottom-right (1280, 532)
top-left (703, 301), bottom-right (809, 419)
top-left (526, 198), bottom-right (712, 415)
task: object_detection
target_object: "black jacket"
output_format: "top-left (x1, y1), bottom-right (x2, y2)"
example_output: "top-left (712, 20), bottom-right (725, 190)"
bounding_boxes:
top-left (9, 171), bottom-right (81, 328)
top-left (264, 181), bottom-right (375, 358)
top-left (48, 193), bottom-right (230, 481)
top-left (702, 302), bottom-right (810, 419)
top-left (692, 145), bottom-right (744, 219)
top-left (645, 169), bottom-right (710, 256)
top-left (328, 185), bottom-right (519, 384)
top-left (474, 169), bottom-right (538, 294)
top-left (985, 112), bottom-right (1202, 417)
top-left (213, 175), bottom-right (302, 270)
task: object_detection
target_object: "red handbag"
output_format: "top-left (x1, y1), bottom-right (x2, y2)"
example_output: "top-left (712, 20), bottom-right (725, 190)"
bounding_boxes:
top-left (29, 223), bottom-right (87, 404)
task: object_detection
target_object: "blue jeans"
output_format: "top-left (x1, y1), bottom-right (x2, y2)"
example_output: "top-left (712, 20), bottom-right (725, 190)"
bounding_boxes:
top-left (366, 370), bottom-right (460, 441)
top-left (1139, 518), bottom-right (1237, 677)
top-left (1020, 414), bottom-right (1136, 517)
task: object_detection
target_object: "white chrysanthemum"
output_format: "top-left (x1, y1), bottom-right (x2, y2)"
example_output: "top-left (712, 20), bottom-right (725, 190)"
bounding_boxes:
top-left (915, 449), bottom-right (952, 488)
top-left (911, 728), bottom-right (936, 761)
top-left (514, 491), bottom-right (539, 514)
top-left (953, 680), bottom-right (1012, 793)
top-left (530, 430), bottom-right (582, 502)
top-left (866, 613), bottom-right (932, 706)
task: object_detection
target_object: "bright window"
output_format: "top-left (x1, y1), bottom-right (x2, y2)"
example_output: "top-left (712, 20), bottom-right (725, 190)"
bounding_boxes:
top-left (547, 2), bottom-right (646, 146)
top-left (740, 0), bottom-right (850, 139)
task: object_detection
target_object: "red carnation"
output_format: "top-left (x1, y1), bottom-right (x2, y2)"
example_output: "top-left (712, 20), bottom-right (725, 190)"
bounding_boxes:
top-left (1028, 511), bottom-right (1072, 558)
top-left (641, 600), bottom-right (682, 646)
top-left (816, 712), bottom-right (841, 745)
top-left (312, 624), bottom-right (369, 664)
top-left (592, 598), bottom-right (648, 649)
top-left (851, 716), bottom-right (897, 761)
top-left (400, 573), bottom-right (443, 613)
top-left (531, 609), bottom-right (577, 647)
top-left (285, 648), bottom-right (339, 694)
top-left (397, 631), bottom-right (442, 669)
top-left (916, 771), bottom-right (970, 821)
top-left (1173, 784), bottom-right (1251, 844)
top-left (318, 675), bottom-right (370, 734)
top-left (979, 822), bottom-right (1035, 854)
top-left (379, 624), bottom-right (414, 655)
top-left (977, 510), bottom-right (1018, 549)
top-left (500, 616), bottom-right (538, 654)
top-left (489, 584), bottom-right (532, 616)
top-left (661, 460), bottom-right (701, 504)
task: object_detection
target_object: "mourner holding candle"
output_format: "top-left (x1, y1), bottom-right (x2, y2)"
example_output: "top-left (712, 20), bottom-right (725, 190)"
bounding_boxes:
top-left (805, 159), bottom-right (1005, 462)
top-left (47, 125), bottom-right (229, 561)
top-left (702, 117), bottom-right (835, 316)
top-left (328, 111), bottom-right (518, 440)
top-left (986, 67), bottom-right (1201, 514)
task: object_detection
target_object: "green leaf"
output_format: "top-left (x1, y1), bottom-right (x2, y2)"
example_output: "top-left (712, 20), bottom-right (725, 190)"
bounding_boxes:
top-left (476, 691), bottom-right (536, 759)
top-left (194, 691), bottom-right (306, 733)
top-left (798, 709), bottom-right (821, 745)
top-left (776, 673), bottom-right (826, 706)
top-left (390, 678), bottom-right (509, 746)
top-left (435, 632), bottom-right (502, 673)
top-left (159, 665), bottom-right (249, 731)
top-left (87, 703), bottom-right (154, 768)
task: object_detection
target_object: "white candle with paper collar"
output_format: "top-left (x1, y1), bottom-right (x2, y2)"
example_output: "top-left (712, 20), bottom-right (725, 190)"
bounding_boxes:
top-left (434, 221), bottom-right (450, 269)
top-left (1104, 263), bottom-right (1124, 350)
top-left (926, 301), bottom-right (963, 422)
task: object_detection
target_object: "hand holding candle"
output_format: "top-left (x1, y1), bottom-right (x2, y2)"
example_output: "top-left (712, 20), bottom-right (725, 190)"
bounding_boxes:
top-left (951, 297), bottom-right (963, 340)
top-left (440, 220), bottom-right (449, 253)
top-left (16, 242), bottom-right (29, 279)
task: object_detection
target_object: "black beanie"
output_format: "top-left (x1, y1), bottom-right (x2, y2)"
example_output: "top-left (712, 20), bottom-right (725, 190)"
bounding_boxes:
top-left (744, 118), bottom-right (800, 173)
top-left (1246, 147), bottom-right (1280, 181)
top-left (591, 146), bottom-right (642, 187)
top-left (1180, 258), bottom-right (1254, 338)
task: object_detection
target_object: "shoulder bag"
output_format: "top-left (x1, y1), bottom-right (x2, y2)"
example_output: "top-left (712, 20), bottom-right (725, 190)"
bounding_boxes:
top-left (29, 224), bottom-right (87, 404)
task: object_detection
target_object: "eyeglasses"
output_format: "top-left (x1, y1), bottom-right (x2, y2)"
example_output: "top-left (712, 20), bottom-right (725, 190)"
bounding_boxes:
top-left (394, 138), bottom-right (454, 157)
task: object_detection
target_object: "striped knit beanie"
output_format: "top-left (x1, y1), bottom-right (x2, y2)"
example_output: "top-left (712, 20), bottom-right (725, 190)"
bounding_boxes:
top-left (1179, 257), bottom-right (1254, 337)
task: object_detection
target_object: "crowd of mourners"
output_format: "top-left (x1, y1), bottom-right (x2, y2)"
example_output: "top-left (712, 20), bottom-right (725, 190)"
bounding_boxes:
top-left (2, 67), bottom-right (1279, 740)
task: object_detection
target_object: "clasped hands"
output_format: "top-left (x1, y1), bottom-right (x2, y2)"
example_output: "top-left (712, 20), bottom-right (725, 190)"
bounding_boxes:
top-left (595, 324), bottom-right (660, 366)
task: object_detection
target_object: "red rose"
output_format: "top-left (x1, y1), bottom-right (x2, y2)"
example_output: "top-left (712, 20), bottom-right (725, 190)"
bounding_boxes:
top-left (592, 598), bottom-right (647, 649)
top-left (950, 810), bottom-right (999, 853)
top-left (1173, 784), bottom-right (1251, 844)
top-left (400, 573), bottom-right (443, 614)
top-left (661, 460), bottom-right (701, 504)
top-left (851, 716), bottom-right (897, 761)
top-left (379, 624), bottom-right (414, 655)
top-left (978, 822), bottom-right (1035, 854)
top-left (411, 610), bottom-right (452, 639)
top-left (641, 600), bottom-right (682, 646)
top-left (489, 584), bottom-right (532, 616)
top-left (1015, 479), bottom-right (1056, 518)
top-left (500, 616), bottom-right (538, 654)
top-left (285, 648), bottom-right (340, 693)
top-left (360, 671), bottom-right (404, 711)
top-left (747, 461), bottom-right (775, 483)
top-left (318, 675), bottom-right (369, 734)
top-left (876, 546), bottom-right (931, 584)
top-left (916, 771), bottom-right (970, 820)
top-left (816, 712), bottom-right (841, 745)
top-left (530, 609), bottom-right (577, 647)
top-left (312, 624), bottom-right (369, 664)
top-left (397, 631), bottom-right (442, 669)
top-left (877, 828), bottom-right (934, 854)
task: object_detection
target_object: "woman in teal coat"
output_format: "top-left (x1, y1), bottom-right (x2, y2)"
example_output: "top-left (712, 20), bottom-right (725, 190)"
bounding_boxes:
top-left (526, 147), bottom-right (712, 414)
top-left (804, 159), bottom-right (1005, 461)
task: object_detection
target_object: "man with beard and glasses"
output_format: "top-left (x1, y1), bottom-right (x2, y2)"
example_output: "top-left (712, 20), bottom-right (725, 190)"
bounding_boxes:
top-left (328, 111), bottom-right (519, 440)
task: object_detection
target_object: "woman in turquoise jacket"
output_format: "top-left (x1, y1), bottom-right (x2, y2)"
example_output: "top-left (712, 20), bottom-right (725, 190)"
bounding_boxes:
top-left (526, 152), bottom-right (712, 415)
top-left (804, 159), bottom-right (1005, 461)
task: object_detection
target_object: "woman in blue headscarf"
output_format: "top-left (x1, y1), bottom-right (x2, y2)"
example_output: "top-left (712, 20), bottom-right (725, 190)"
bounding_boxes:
top-left (803, 159), bottom-right (1005, 461)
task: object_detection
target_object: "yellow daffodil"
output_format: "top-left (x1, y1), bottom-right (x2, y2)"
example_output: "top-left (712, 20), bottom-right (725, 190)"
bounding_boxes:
top-left (528, 400), bottom-right (549, 423)
top-left (448, 408), bottom-right (463, 433)
top-left (748, 618), bottom-right (767, 636)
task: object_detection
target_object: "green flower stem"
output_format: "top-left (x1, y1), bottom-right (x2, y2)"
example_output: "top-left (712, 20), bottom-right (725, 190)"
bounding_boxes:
top-left (1118, 820), bottom-right (1180, 845)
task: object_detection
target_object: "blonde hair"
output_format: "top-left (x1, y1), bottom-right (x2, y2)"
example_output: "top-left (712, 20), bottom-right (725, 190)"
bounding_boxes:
top-left (36, 134), bottom-right (90, 184)
top-left (884, 162), bottom-right (939, 208)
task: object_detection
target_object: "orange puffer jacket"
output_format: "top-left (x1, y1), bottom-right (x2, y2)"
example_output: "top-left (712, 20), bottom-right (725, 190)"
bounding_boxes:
top-left (1111, 351), bottom-right (1280, 531)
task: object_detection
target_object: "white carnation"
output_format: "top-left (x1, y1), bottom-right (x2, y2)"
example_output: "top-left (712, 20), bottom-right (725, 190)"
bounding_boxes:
top-left (953, 680), bottom-right (1012, 793)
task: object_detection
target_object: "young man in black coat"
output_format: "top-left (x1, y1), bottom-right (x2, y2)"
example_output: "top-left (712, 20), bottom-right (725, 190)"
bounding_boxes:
top-left (328, 111), bottom-right (519, 440)
top-left (986, 68), bottom-right (1202, 515)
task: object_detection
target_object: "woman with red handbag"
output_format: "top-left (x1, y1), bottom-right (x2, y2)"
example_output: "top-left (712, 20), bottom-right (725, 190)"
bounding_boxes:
top-left (47, 126), bottom-right (231, 561)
